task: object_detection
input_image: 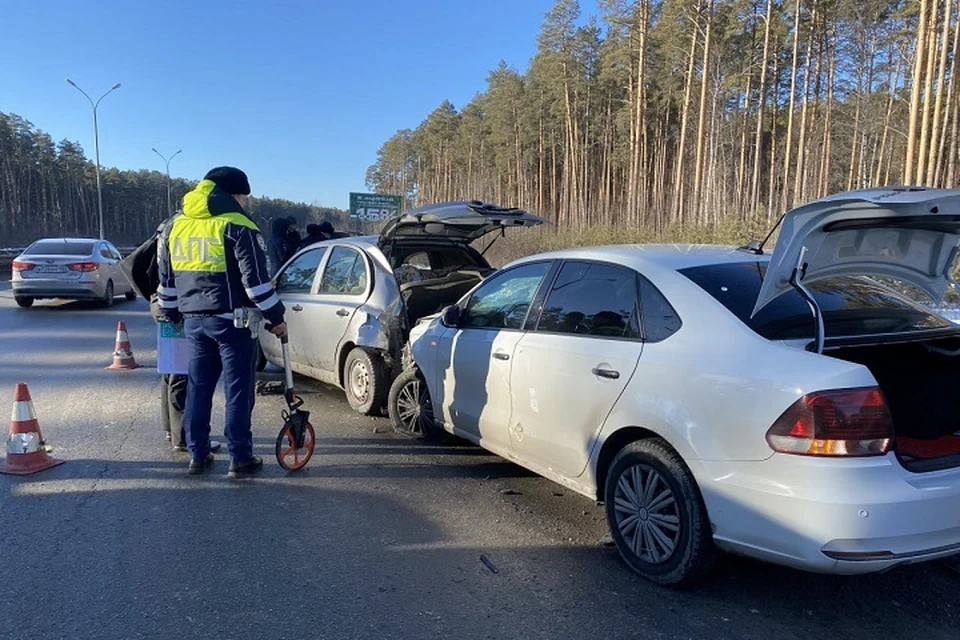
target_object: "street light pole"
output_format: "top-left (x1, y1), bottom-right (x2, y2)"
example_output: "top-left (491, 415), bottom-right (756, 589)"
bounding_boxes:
top-left (152, 148), bottom-right (182, 216)
top-left (66, 79), bottom-right (121, 240)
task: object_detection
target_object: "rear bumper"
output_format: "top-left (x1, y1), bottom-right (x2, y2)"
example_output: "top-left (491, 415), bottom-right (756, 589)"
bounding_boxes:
top-left (692, 454), bottom-right (960, 574)
top-left (12, 279), bottom-right (102, 299)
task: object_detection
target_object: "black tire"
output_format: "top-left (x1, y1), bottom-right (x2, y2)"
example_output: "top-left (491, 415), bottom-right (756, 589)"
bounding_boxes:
top-left (342, 347), bottom-right (388, 416)
top-left (388, 367), bottom-right (442, 439)
top-left (604, 438), bottom-right (714, 586)
top-left (15, 296), bottom-right (34, 308)
top-left (102, 280), bottom-right (115, 307)
top-left (124, 289), bottom-right (137, 301)
top-left (275, 420), bottom-right (316, 471)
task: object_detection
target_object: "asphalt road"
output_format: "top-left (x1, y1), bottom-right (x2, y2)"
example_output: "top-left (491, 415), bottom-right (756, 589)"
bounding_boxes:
top-left (0, 281), bottom-right (958, 640)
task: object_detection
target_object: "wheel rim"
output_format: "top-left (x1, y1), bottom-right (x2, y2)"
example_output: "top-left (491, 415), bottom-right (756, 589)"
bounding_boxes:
top-left (348, 360), bottom-right (370, 403)
top-left (613, 463), bottom-right (681, 565)
top-left (395, 377), bottom-right (433, 436)
top-left (277, 422), bottom-right (315, 470)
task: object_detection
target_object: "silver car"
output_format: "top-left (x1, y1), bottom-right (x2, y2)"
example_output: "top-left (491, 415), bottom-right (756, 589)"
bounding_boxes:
top-left (12, 237), bottom-right (136, 308)
top-left (258, 201), bottom-right (543, 415)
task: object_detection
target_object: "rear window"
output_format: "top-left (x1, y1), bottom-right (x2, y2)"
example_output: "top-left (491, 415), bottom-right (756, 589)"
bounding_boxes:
top-left (24, 240), bottom-right (96, 256)
top-left (679, 261), bottom-right (953, 340)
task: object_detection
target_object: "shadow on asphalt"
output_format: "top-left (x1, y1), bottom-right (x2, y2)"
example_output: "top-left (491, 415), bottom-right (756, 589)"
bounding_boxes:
top-left (2, 467), bottom-right (958, 640)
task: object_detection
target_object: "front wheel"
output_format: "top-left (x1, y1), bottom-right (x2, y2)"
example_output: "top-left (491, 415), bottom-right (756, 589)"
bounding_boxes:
top-left (15, 296), bottom-right (34, 308)
top-left (604, 439), bottom-right (715, 586)
top-left (388, 367), bottom-right (441, 440)
top-left (342, 347), bottom-right (388, 416)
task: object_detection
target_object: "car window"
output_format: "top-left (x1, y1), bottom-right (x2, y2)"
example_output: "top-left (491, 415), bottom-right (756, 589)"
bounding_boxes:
top-left (638, 275), bottom-right (682, 342)
top-left (679, 261), bottom-right (953, 340)
top-left (106, 243), bottom-right (122, 260)
top-left (23, 240), bottom-right (96, 256)
top-left (403, 251), bottom-right (432, 270)
top-left (319, 246), bottom-right (367, 295)
top-left (276, 247), bottom-right (327, 294)
top-left (535, 261), bottom-right (641, 339)
top-left (100, 245), bottom-right (113, 259)
top-left (462, 262), bottom-right (550, 330)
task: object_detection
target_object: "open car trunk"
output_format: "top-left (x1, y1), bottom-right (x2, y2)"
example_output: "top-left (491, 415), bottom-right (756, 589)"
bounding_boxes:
top-left (397, 266), bottom-right (492, 326)
top-left (827, 337), bottom-right (960, 472)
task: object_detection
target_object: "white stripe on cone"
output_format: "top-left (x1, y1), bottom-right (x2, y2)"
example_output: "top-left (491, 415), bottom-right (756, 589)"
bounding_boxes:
top-left (11, 400), bottom-right (36, 422)
top-left (7, 432), bottom-right (40, 455)
top-left (116, 331), bottom-right (129, 342)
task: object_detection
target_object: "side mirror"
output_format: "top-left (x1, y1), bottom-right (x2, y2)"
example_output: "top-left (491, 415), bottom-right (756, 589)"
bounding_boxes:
top-left (440, 305), bottom-right (461, 328)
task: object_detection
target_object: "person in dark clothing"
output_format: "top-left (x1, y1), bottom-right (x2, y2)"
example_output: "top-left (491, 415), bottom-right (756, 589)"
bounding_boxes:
top-left (285, 216), bottom-right (302, 258)
top-left (267, 217), bottom-right (292, 276)
top-left (157, 166), bottom-right (287, 477)
top-left (122, 215), bottom-right (220, 454)
top-left (297, 221), bottom-right (334, 250)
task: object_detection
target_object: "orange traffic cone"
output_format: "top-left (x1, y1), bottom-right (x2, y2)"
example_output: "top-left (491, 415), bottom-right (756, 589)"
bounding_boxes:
top-left (107, 320), bottom-right (139, 370)
top-left (0, 383), bottom-right (65, 476)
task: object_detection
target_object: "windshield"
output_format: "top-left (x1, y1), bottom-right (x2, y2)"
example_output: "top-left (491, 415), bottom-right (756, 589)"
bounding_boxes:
top-left (680, 261), bottom-right (955, 341)
top-left (23, 240), bottom-right (96, 256)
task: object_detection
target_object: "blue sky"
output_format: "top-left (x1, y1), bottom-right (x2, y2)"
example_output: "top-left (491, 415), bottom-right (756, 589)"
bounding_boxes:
top-left (1, 0), bottom-right (598, 209)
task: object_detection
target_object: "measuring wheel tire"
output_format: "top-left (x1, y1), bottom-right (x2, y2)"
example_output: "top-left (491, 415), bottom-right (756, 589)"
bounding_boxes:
top-left (604, 438), bottom-right (715, 587)
top-left (343, 347), bottom-right (388, 416)
top-left (388, 367), bottom-right (442, 440)
top-left (275, 421), bottom-right (316, 471)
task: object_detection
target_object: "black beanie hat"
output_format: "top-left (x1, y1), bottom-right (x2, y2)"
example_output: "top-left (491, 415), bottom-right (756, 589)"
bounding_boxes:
top-left (203, 166), bottom-right (251, 195)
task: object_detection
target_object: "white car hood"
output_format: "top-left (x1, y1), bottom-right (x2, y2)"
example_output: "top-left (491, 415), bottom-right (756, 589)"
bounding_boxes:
top-left (752, 187), bottom-right (960, 317)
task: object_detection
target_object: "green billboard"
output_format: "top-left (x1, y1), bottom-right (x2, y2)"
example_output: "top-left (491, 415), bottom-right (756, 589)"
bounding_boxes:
top-left (349, 192), bottom-right (403, 222)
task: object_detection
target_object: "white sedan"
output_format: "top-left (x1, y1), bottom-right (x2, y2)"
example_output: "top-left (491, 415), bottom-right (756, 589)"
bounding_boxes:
top-left (389, 187), bottom-right (960, 585)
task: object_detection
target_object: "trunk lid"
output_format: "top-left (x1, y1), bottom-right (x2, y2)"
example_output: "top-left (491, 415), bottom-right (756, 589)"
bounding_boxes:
top-left (752, 187), bottom-right (960, 318)
top-left (378, 200), bottom-right (544, 247)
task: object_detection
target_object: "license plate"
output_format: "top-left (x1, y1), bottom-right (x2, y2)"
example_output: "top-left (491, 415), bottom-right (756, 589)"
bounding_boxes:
top-left (36, 266), bottom-right (67, 273)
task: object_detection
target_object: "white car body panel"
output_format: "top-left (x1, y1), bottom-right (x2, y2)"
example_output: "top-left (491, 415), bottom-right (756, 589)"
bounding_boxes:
top-left (407, 235), bottom-right (960, 575)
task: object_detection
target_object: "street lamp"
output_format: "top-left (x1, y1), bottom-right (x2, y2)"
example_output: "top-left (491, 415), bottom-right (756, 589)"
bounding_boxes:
top-left (66, 79), bottom-right (121, 240)
top-left (152, 148), bottom-right (182, 216)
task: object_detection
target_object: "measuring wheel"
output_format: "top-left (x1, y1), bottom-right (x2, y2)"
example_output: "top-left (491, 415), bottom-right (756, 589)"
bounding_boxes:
top-left (266, 326), bottom-right (317, 472)
top-left (275, 412), bottom-right (316, 471)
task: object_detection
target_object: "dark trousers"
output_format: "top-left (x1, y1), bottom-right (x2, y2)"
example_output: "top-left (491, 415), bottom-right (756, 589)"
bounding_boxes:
top-left (161, 374), bottom-right (188, 446)
top-left (183, 316), bottom-right (258, 461)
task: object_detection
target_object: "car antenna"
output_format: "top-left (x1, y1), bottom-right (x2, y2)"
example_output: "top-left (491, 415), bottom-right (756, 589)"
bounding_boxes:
top-left (737, 211), bottom-right (786, 255)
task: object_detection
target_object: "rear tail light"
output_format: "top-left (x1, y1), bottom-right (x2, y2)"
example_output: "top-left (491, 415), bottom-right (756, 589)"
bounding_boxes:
top-left (11, 260), bottom-right (34, 272)
top-left (766, 387), bottom-right (893, 457)
top-left (68, 262), bottom-right (99, 272)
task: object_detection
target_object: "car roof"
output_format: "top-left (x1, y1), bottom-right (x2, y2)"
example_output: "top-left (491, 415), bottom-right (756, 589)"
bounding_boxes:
top-left (509, 243), bottom-right (771, 272)
top-left (30, 237), bottom-right (101, 244)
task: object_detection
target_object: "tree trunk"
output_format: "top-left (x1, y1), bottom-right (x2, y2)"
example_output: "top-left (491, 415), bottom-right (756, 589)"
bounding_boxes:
top-left (693, 0), bottom-right (714, 226)
top-left (674, 8), bottom-right (700, 228)
top-left (751, 0), bottom-right (774, 216)
top-left (918, 0), bottom-right (940, 186)
top-left (782, 0), bottom-right (803, 210)
top-left (931, 0), bottom-right (953, 185)
top-left (905, 0), bottom-right (930, 184)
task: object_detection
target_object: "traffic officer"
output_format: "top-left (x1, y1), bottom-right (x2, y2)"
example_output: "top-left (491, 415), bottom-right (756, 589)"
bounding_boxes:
top-left (156, 166), bottom-right (287, 477)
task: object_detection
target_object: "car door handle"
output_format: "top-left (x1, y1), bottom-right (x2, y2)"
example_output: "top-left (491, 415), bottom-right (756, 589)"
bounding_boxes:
top-left (492, 352), bottom-right (510, 361)
top-left (291, 304), bottom-right (303, 312)
top-left (592, 367), bottom-right (620, 380)
top-left (336, 308), bottom-right (350, 317)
